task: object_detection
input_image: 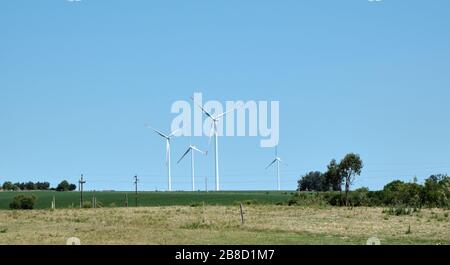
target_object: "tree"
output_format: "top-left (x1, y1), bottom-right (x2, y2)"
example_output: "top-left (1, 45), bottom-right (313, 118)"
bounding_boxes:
top-left (56, 180), bottom-right (76, 192)
top-left (383, 180), bottom-right (422, 206)
top-left (56, 180), bottom-right (71, 192)
top-left (339, 153), bottom-right (363, 206)
top-left (297, 171), bottom-right (327, 191)
top-left (69, 184), bottom-right (77, 191)
top-left (36, 182), bottom-right (50, 190)
top-left (2, 181), bottom-right (14, 191)
top-left (422, 174), bottom-right (450, 207)
top-left (324, 159), bottom-right (342, 192)
top-left (24, 181), bottom-right (37, 190)
top-left (14, 182), bottom-right (25, 190)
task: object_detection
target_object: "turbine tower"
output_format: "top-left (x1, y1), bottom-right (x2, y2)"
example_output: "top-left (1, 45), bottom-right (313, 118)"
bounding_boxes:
top-left (177, 145), bottom-right (207, 191)
top-left (266, 146), bottom-right (284, 191)
top-left (191, 97), bottom-right (238, 191)
top-left (148, 126), bottom-right (178, 192)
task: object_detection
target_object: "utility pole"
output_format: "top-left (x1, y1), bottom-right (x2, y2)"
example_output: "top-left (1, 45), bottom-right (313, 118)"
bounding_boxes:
top-left (79, 174), bottom-right (86, 208)
top-left (92, 190), bottom-right (96, 208)
top-left (134, 175), bottom-right (139, 207)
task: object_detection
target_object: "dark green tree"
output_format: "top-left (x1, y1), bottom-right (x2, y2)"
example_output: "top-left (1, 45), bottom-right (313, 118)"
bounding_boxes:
top-left (297, 171), bottom-right (326, 191)
top-left (339, 153), bottom-right (363, 206)
top-left (324, 159), bottom-right (342, 192)
top-left (422, 174), bottom-right (450, 207)
top-left (2, 181), bottom-right (14, 191)
top-left (68, 184), bottom-right (77, 191)
top-left (24, 181), bottom-right (37, 190)
top-left (36, 182), bottom-right (50, 190)
top-left (56, 180), bottom-right (71, 192)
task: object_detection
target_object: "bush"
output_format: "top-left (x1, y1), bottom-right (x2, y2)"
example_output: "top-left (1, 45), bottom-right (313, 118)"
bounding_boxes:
top-left (290, 192), bottom-right (329, 206)
top-left (9, 195), bottom-right (37, 210)
top-left (190, 202), bottom-right (204, 207)
top-left (347, 187), bottom-right (370, 207)
top-left (82, 201), bottom-right (92, 208)
top-left (383, 205), bottom-right (420, 216)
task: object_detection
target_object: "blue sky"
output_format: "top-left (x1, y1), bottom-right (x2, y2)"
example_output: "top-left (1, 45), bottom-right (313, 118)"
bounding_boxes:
top-left (1, 0), bottom-right (449, 191)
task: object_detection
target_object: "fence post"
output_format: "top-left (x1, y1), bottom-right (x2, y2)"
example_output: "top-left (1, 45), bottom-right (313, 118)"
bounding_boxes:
top-left (239, 203), bottom-right (245, 225)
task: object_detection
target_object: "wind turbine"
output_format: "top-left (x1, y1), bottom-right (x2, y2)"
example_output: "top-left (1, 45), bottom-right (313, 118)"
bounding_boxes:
top-left (191, 97), bottom-right (239, 191)
top-left (147, 126), bottom-right (178, 192)
top-left (177, 144), bottom-right (207, 191)
top-left (266, 146), bottom-right (284, 191)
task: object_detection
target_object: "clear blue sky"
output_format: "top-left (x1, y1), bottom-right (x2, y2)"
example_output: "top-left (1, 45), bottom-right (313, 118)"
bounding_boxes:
top-left (1, 0), bottom-right (449, 191)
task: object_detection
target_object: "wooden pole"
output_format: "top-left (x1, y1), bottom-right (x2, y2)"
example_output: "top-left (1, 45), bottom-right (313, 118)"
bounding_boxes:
top-left (239, 203), bottom-right (245, 225)
top-left (134, 175), bottom-right (138, 207)
top-left (79, 174), bottom-right (86, 208)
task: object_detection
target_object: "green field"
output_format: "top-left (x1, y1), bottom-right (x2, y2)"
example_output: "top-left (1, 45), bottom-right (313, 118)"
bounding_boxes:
top-left (0, 191), bottom-right (293, 209)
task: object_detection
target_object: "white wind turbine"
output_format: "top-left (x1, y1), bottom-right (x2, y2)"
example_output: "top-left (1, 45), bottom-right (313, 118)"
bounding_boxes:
top-left (147, 126), bottom-right (178, 192)
top-left (177, 144), bottom-right (207, 192)
top-left (266, 146), bottom-right (284, 191)
top-left (191, 97), bottom-right (239, 191)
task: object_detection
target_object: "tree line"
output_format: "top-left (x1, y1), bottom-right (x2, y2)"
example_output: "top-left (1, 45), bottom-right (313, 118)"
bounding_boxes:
top-left (296, 153), bottom-right (450, 208)
top-left (297, 153), bottom-right (363, 206)
top-left (1, 180), bottom-right (77, 192)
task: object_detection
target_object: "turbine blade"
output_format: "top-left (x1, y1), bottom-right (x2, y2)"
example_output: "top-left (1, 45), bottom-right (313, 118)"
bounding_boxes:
top-left (190, 97), bottom-right (214, 120)
top-left (191, 146), bottom-right (206, 155)
top-left (216, 102), bottom-right (244, 119)
top-left (148, 126), bottom-right (169, 139)
top-left (265, 159), bottom-right (278, 170)
top-left (177, 148), bottom-right (191, 164)
top-left (216, 108), bottom-right (235, 119)
top-left (168, 129), bottom-right (180, 138)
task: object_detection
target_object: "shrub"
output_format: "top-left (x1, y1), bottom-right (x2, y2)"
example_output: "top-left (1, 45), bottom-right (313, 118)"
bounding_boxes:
top-left (9, 195), bottom-right (37, 210)
top-left (347, 188), bottom-right (370, 206)
top-left (323, 192), bottom-right (342, 206)
top-left (290, 192), bottom-right (329, 206)
top-left (82, 201), bottom-right (92, 208)
top-left (383, 205), bottom-right (420, 216)
top-left (190, 202), bottom-right (204, 207)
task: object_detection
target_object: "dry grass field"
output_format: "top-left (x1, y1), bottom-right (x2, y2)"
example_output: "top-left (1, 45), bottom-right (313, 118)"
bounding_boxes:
top-left (0, 205), bottom-right (449, 245)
